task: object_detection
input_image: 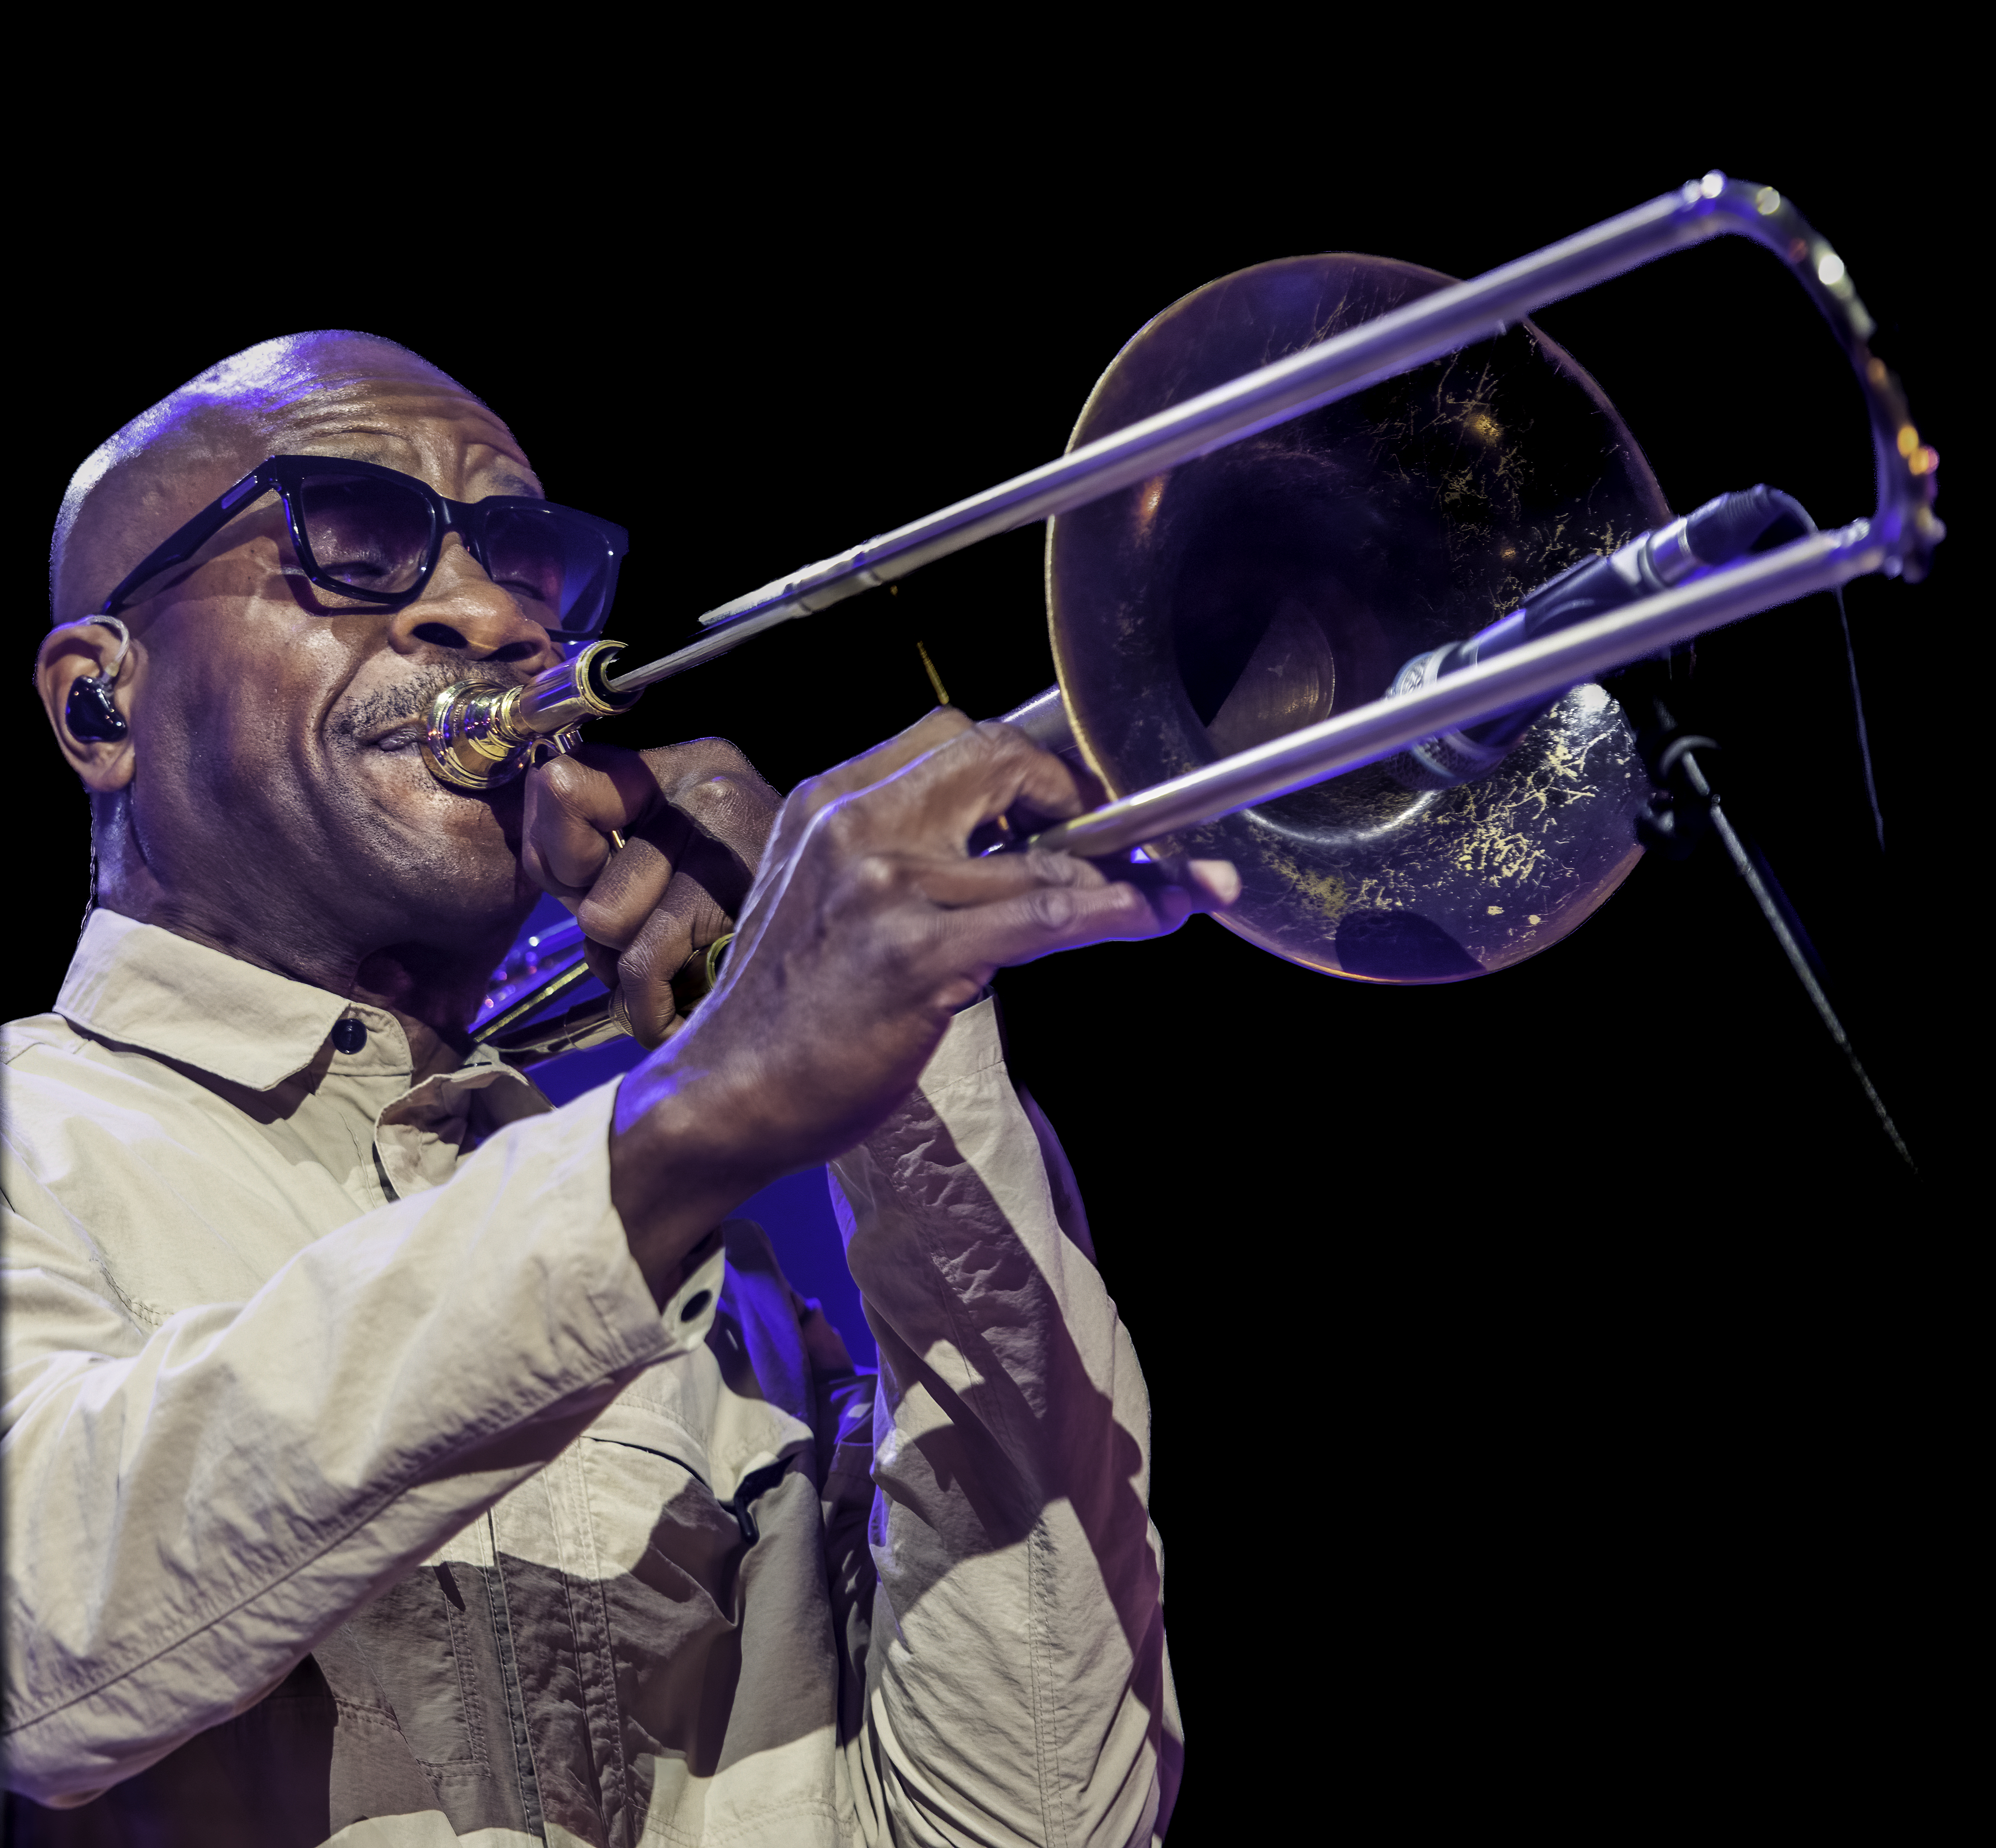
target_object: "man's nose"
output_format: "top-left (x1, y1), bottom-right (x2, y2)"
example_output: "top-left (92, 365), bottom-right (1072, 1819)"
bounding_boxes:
top-left (385, 536), bottom-right (561, 667)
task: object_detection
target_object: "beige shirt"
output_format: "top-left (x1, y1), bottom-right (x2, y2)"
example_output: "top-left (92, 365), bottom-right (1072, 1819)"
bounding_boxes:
top-left (2, 910), bottom-right (1179, 1846)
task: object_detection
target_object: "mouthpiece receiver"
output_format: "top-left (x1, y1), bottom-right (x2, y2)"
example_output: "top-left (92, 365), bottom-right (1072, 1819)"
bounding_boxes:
top-left (421, 641), bottom-right (638, 790)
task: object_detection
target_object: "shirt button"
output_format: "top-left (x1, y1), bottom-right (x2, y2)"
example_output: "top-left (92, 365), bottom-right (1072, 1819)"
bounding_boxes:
top-left (332, 1018), bottom-right (368, 1054)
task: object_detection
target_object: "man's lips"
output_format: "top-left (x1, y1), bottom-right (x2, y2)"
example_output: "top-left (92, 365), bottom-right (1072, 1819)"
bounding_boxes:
top-left (360, 713), bottom-right (429, 751)
top-left (340, 666), bottom-right (521, 752)
top-left (344, 703), bottom-right (526, 821)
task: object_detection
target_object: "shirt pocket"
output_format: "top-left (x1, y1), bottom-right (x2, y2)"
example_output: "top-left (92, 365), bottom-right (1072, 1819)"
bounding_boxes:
top-left (330, 1562), bottom-right (490, 1776)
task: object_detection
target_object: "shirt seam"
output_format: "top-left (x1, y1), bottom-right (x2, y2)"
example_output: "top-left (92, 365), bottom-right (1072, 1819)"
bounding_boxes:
top-left (641, 1793), bottom-right (843, 1847)
top-left (1, 1322), bottom-right (666, 1738)
top-left (918, 1047), bottom-right (1008, 1092)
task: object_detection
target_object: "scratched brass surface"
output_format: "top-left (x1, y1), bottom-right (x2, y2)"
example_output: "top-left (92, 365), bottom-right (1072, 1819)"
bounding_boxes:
top-left (1047, 254), bottom-right (1668, 983)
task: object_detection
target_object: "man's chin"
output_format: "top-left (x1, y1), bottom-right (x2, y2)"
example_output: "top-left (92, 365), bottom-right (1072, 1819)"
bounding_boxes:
top-left (338, 745), bottom-right (539, 940)
top-left (366, 820), bottom-right (532, 939)
top-left (360, 738), bottom-right (526, 845)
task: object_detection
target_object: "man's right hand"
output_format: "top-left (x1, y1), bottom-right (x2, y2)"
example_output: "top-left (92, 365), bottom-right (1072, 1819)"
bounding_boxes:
top-left (607, 708), bottom-right (1237, 1304)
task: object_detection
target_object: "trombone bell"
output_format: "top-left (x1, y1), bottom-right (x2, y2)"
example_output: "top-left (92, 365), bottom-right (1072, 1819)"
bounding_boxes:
top-left (1048, 253), bottom-right (1673, 984)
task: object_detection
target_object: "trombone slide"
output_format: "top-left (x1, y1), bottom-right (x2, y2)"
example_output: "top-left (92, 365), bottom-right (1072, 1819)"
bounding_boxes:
top-left (1026, 524), bottom-right (1879, 860)
top-left (602, 171), bottom-right (1935, 702)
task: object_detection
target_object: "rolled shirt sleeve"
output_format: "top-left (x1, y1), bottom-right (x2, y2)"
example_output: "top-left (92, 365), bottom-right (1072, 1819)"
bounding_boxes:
top-left (827, 997), bottom-right (1180, 1848)
top-left (1, 1079), bottom-right (680, 1807)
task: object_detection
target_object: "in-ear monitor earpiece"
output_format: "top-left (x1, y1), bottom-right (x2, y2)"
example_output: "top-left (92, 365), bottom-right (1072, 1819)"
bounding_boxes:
top-left (63, 616), bottom-right (131, 743)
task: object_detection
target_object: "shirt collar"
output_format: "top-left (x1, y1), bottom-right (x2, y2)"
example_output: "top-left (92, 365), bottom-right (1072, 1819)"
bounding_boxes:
top-left (54, 908), bottom-right (501, 1094)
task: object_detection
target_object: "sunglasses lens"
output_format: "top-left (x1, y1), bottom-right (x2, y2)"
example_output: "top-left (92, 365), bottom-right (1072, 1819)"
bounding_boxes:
top-left (479, 505), bottom-right (618, 636)
top-left (295, 473), bottom-right (434, 595)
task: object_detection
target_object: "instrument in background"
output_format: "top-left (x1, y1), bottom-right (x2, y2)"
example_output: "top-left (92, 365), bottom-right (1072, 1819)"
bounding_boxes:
top-left (472, 915), bottom-right (614, 1062)
top-left (445, 174), bottom-right (1940, 1057)
top-left (475, 913), bottom-right (730, 1062)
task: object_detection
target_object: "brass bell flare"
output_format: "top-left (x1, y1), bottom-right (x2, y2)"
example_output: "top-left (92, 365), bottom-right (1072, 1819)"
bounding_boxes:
top-left (1048, 253), bottom-right (1672, 985)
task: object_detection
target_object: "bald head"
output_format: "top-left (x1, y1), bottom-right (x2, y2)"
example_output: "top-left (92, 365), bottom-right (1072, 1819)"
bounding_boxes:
top-left (35, 324), bottom-right (571, 1034)
top-left (49, 331), bottom-right (488, 624)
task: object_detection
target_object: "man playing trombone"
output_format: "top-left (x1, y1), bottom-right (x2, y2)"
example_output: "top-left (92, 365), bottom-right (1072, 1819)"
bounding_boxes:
top-left (4, 330), bottom-right (1234, 1844)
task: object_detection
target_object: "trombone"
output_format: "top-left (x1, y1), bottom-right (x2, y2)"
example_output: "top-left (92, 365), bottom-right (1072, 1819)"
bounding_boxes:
top-left (440, 172), bottom-right (1940, 1058)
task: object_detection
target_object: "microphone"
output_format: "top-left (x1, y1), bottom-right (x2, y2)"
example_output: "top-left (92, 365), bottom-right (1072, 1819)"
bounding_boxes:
top-left (1383, 485), bottom-right (1813, 790)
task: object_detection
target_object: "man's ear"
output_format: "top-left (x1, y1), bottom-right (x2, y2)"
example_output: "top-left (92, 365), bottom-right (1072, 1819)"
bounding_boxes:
top-left (37, 622), bottom-right (139, 792)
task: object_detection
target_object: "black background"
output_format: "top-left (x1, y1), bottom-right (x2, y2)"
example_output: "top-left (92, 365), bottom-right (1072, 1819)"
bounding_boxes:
top-left (24, 100), bottom-right (1964, 1836)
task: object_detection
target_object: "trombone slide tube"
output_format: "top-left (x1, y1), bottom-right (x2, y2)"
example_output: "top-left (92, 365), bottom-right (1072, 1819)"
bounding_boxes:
top-left (995, 685), bottom-right (1075, 750)
top-left (1028, 525), bottom-right (1881, 861)
top-left (608, 171), bottom-right (1927, 699)
top-left (474, 527), bottom-right (1869, 1045)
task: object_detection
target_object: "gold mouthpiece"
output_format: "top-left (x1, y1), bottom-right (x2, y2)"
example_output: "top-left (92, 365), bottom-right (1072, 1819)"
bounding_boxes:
top-left (421, 641), bottom-right (634, 790)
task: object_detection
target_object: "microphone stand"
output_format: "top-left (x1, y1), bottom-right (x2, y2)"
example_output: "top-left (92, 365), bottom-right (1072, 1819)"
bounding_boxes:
top-left (1632, 699), bottom-right (1915, 1174)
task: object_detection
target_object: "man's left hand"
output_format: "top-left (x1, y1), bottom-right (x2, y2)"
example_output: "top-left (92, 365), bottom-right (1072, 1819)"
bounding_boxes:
top-left (520, 741), bottom-right (781, 1047)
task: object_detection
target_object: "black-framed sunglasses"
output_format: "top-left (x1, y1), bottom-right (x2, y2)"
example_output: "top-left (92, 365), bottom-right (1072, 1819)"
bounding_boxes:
top-left (98, 455), bottom-right (629, 644)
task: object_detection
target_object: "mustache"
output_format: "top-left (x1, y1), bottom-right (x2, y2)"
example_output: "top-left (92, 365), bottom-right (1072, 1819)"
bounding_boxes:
top-left (334, 658), bottom-right (523, 740)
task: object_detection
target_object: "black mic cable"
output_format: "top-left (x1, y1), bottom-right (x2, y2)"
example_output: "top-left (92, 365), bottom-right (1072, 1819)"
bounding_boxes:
top-left (1382, 485), bottom-right (1911, 1170)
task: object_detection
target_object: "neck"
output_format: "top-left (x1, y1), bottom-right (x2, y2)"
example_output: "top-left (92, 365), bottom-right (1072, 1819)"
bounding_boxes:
top-left (93, 797), bottom-right (519, 1084)
top-left (351, 945), bottom-right (495, 1078)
